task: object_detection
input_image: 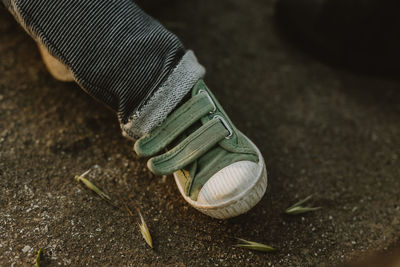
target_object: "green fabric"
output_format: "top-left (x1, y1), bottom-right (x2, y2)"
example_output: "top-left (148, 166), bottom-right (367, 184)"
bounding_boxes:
top-left (134, 93), bottom-right (214, 157)
top-left (134, 79), bottom-right (259, 200)
top-left (147, 118), bottom-right (228, 175)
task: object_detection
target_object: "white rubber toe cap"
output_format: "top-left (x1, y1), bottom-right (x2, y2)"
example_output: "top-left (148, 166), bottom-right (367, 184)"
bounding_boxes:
top-left (173, 135), bottom-right (268, 219)
top-left (197, 161), bottom-right (260, 206)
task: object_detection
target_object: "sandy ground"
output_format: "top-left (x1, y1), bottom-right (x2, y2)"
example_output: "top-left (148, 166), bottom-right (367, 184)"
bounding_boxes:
top-left (1, 0), bottom-right (400, 266)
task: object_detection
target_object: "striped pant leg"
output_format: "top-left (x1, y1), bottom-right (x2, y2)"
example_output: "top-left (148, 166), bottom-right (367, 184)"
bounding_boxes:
top-left (2, 0), bottom-right (205, 138)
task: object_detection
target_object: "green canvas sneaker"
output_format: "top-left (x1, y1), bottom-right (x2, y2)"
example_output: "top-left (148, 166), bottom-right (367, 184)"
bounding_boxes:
top-left (134, 80), bottom-right (267, 219)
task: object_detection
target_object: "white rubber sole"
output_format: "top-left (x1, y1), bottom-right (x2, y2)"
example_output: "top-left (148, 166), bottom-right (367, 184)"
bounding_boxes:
top-left (173, 136), bottom-right (268, 219)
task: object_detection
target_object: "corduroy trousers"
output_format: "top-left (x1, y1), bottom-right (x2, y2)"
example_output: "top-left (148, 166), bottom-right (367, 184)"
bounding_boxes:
top-left (2, 0), bottom-right (205, 138)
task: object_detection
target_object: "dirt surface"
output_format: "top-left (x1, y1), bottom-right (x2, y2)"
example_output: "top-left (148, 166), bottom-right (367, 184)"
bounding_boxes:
top-left (1, 1), bottom-right (400, 266)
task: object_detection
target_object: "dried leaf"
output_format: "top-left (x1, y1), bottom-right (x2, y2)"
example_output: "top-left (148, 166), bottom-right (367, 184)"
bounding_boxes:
top-left (138, 210), bottom-right (153, 248)
top-left (285, 206), bottom-right (322, 215)
top-left (287, 194), bottom-right (313, 209)
top-left (235, 238), bottom-right (275, 252)
top-left (34, 248), bottom-right (42, 267)
top-left (285, 195), bottom-right (321, 215)
top-left (74, 170), bottom-right (111, 201)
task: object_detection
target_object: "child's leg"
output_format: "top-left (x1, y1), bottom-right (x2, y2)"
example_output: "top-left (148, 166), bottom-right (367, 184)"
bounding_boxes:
top-left (37, 43), bottom-right (74, 82)
top-left (3, 0), bottom-right (205, 137)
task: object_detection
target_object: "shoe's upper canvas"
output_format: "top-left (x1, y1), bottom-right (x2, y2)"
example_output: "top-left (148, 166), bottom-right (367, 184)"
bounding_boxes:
top-left (134, 80), bottom-right (259, 201)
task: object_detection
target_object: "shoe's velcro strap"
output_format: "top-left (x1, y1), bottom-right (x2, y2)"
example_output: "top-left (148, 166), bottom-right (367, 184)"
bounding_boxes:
top-left (134, 93), bottom-right (214, 157)
top-left (147, 117), bottom-right (229, 175)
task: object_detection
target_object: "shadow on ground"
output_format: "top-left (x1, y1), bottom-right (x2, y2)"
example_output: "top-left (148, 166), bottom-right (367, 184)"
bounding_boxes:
top-left (1, 1), bottom-right (399, 266)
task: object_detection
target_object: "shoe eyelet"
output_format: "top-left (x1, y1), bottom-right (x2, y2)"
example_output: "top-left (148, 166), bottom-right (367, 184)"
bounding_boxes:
top-left (213, 115), bottom-right (233, 139)
top-left (198, 89), bottom-right (217, 114)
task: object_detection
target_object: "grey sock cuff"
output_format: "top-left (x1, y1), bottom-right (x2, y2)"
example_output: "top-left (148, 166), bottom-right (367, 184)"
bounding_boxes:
top-left (121, 50), bottom-right (206, 139)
